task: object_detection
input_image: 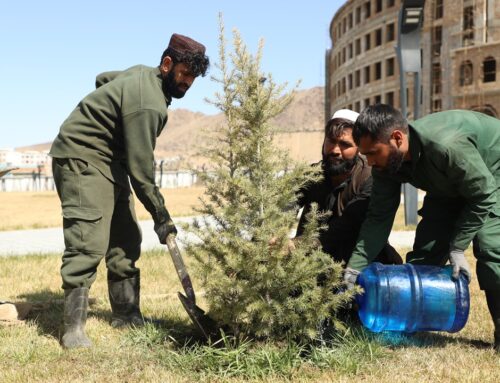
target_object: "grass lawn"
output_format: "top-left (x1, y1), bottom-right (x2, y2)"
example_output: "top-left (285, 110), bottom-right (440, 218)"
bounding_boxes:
top-left (2, 189), bottom-right (494, 381)
top-left (0, 249), bottom-right (498, 382)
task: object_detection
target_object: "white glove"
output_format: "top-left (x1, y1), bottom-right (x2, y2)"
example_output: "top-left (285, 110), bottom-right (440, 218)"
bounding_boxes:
top-left (343, 267), bottom-right (360, 290)
top-left (449, 248), bottom-right (471, 284)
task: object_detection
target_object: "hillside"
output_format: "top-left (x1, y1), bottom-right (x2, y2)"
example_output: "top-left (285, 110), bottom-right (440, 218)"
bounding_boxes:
top-left (155, 86), bottom-right (325, 166)
top-left (18, 87), bottom-right (325, 166)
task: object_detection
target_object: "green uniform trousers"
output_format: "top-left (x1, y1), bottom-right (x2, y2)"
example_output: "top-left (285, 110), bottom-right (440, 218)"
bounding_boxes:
top-left (52, 158), bottom-right (142, 290)
top-left (406, 194), bottom-right (500, 291)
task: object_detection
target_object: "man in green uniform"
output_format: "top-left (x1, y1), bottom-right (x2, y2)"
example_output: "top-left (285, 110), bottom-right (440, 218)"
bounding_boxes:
top-left (295, 109), bottom-right (402, 265)
top-left (344, 104), bottom-right (500, 351)
top-left (50, 34), bottom-right (209, 349)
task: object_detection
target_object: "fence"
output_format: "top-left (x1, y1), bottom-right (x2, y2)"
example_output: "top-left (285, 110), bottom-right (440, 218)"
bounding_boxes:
top-left (0, 170), bottom-right (197, 192)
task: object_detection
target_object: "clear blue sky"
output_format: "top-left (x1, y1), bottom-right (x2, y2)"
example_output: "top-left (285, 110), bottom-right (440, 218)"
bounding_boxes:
top-left (0, 1), bottom-right (343, 148)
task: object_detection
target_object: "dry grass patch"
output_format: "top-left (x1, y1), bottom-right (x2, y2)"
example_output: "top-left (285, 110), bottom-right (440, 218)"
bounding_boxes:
top-left (0, 187), bottom-right (205, 231)
top-left (0, 187), bottom-right (418, 232)
top-left (0, 249), bottom-right (498, 382)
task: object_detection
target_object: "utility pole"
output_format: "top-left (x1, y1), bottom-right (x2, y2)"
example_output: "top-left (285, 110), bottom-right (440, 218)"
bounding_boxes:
top-left (395, 0), bottom-right (425, 225)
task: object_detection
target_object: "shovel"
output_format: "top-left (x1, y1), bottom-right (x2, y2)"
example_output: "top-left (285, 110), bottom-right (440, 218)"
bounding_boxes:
top-left (165, 233), bottom-right (217, 340)
top-left (0, 167), bottom-right (17, 178)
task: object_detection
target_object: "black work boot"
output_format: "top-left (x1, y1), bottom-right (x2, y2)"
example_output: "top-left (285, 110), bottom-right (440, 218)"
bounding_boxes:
top-left (61, 287), bottom-right (92, 349)
top-left (485, 290), bottom-right (500, 352)
top-left (108, 274), bottom-right (144, 328)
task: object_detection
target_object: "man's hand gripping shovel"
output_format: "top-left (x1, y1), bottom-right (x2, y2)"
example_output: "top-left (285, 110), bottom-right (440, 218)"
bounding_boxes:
top-left (165, 233), bottom-right (217, 340)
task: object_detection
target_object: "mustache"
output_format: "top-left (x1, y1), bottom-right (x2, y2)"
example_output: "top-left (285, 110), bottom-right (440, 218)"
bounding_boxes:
top-left (322, 154), bottom-right (357, 176)
top-left (325, 154), bottom-right (342, 162)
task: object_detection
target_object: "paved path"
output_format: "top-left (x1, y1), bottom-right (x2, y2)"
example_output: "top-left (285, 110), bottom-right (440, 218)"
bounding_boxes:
top-left (0, 217), bottom-right (197, 257)
top-left (0, 217), bottom-right (415, 257)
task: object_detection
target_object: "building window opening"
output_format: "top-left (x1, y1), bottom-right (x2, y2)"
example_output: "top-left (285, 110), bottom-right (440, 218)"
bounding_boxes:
top-left (386, 57), bottom-right (395, 76)
top-left (375, 62), bottom-right (382, 80)
top-left (433, 99), bottom-right (442, 112)
top-left (386, 23), bottom-right (395, 42)
top-left (375, 28), bottom-right (383, 46)
top-left (364, 66), bottom-right (371, 84)
top-left (459, 61), bottom-right (474, 86)
top-left (355, 70), bottom-right (361, 87)
top-left (355, 7), bottom-right (361, 24)
top-left (463, 6), bottom-right (474, 46)
top-left (374, 95), bottom-right (382, 104)
top-left (483, 57), bottom-right (496, 83)
top-left (385, 91), bottom-right (394, 106)
top-left (376, 0), bottom-right (383, 13)
top-left (433, 26), bottom-right (442, 56)
top-left (355, 38), bottom-right (361, 55)
top-left (432, 63), bottom-right (442, 94)
top-left (365, 1), bottom-right (371, 18)
top-left (365, 33), bottom-right (371, 51)
top-left (434, 0), bottom-right (443, 19)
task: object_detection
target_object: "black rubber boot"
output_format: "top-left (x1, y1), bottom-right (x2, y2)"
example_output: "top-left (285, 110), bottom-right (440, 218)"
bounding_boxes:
top-left (108, 274), bottom-right (144, 328)
top-left (485, 290), bottom-right (500, 352)
top-left (61, 287), bottom-right (92, 349)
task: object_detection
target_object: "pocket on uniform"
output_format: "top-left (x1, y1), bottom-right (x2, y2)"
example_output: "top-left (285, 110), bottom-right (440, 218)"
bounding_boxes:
top-left (62, 206), bottom-right (104, 254)
top-left (62, 207), bottom-right (102, 221)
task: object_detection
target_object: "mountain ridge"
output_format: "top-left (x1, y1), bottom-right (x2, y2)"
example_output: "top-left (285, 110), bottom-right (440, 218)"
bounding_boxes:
top-left (17, 86), bottom-right (325, 165)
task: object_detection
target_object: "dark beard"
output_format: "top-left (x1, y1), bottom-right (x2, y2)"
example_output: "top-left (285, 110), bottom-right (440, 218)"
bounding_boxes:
top-left (162, 70), bottom-right (188, 99)
top-left (322, 153), bottom-right (358, 177)
top-left (384, 145), bottom-right (405, 175)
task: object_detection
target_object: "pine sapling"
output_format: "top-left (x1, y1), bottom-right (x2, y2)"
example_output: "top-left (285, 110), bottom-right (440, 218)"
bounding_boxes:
top-left (186, 15), bottom-right (355, 341)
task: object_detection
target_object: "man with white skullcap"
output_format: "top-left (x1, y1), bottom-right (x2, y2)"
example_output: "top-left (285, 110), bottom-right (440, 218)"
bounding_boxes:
top-left (295, 109), bottom-right (402, 265)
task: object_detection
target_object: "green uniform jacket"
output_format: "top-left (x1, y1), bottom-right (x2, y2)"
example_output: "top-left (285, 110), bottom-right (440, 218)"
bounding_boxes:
top-left (50, 65), bottom-right (172, 224)
top-left (348, 110), bottom-right (500, 271)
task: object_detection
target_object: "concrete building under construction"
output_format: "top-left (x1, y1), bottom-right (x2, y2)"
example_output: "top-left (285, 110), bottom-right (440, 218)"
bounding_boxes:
top-left (326, 0), bottom-right (500, 120)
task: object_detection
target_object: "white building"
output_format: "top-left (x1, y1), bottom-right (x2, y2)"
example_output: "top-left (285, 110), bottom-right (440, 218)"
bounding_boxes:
top-left (0, 148), bottom-right (50, 169)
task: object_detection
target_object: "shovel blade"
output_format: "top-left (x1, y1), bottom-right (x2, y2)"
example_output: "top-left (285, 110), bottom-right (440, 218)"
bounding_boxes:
top-left (178, 292), bottom-right (218, 341)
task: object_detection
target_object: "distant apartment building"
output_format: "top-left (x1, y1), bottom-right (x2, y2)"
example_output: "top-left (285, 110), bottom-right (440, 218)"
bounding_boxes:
top-left (0, 148), bottom-right (198, 191)
top-left (0, 149), bottom-right (23, 166)
top-left (0, 148), bottom-right (50, 169)
top-left (326, 0), bottom-right (500, 120)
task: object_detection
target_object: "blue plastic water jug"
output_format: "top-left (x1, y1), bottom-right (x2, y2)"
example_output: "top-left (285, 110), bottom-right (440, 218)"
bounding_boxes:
top-left (356, 263), bottom-right (469, 333)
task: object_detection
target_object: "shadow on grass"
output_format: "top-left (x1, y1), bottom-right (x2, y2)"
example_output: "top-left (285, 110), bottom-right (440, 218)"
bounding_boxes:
top-left (18, 289), bottom-right (64, 340)
top-left (340, 312), bottom-right (491, 351)
top-left (18, 288), bottom-right (207, 347)
top-left (368, 327), bottom-right (492, 350)
top-left (91, 305), bottom-right (207, 346)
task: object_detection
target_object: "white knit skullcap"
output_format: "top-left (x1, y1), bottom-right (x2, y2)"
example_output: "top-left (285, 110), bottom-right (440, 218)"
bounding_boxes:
top-left (330, 109), bottom-right (359, 123)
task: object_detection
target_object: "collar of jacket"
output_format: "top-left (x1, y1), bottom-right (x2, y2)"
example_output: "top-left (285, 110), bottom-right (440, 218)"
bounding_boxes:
top-left (155, 67), bottom-right (172, 107)
top-left (407, 124), bottom-right (422, 173)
